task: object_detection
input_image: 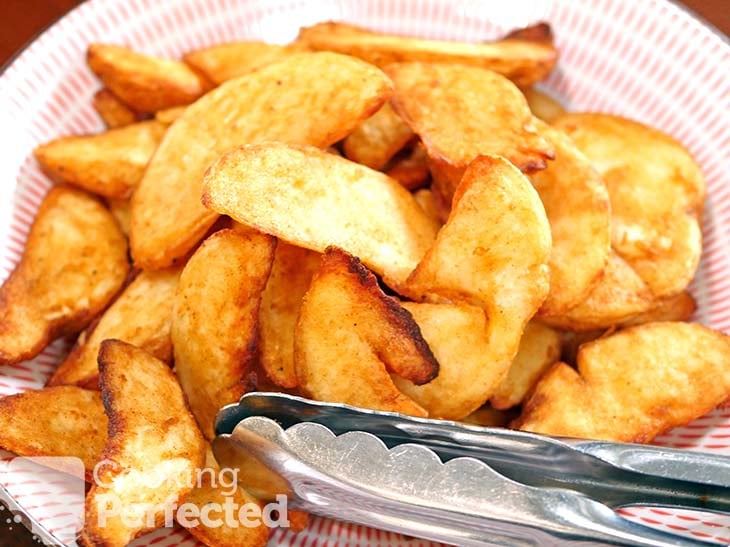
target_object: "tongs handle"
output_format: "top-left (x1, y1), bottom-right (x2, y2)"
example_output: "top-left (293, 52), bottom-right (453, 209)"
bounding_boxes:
top-left (214, 416), bottom-right (716, 546)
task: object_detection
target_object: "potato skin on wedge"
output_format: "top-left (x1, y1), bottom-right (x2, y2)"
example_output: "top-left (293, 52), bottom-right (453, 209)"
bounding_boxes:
top-left (202, 143), bottom-right (438, 289)
top-left (294, 247), bottom-right (438, 416)
top-left (82, 340), bottom-right (206, 547)
top-left (0, 187), bottom-right (129, 365)
top-left (514, 322), bottom-right (730, 443)
top-left (49, 268), bottom-right (182, 390)
top-left (131, 51), bottom-right (392, 270)
top-left (172, 229), bottom-right (275, 439)
top-left (92, 88), bottom-right (139, 128)
top-left (0, 386), bottom-right (107, 481)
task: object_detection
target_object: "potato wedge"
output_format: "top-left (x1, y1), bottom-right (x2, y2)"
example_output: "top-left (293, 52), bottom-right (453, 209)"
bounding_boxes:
top-left (83, 340), bottom-right (206, 547)
top-left (393, 303), bottom-right (503, 420)
top-left (0, 187), bottom-right (128, 365)
top-left (294, 248), bottom-right (438, 416)
top-left (490, 322), bottom-right (561, 409)
top-left (523, 87), bottom-right (565, 123)
top-left (131, 52), bottom-right (392, 269)
top-left (92, 88), bottom-right (139, 128)
top-left (260, 242), bottom-right (320, 389)
top-left (106, 198), bottom-right (131, 235)
top-left (49, 268), bottom-right (181, 389)
top-left (553, 113), bottom-right (704, 299)
top-left (405, 155), bottom-right (551, 372)
top-left (154, 105), bottom-right (186, 125)
top-left (386, 144), bottom-right (430, 190)
top-left (0, 386), bottom-right (106, 480)
top-left (184, 41), bottom-right (306, 85)
top-left (298, 21), bottom-right (557, 87)
top-left (87, 44), bottom-right (211, 113)
top-left (343, 103), bottom-right (414, 170)
top-left (560, 329), bottom-right (606, 367)
top-left (387, 62), bottom-right (554, 216)
top-left (172, 229), bottom-right (275, 439)
top-left (621, 291), bottom-right (696, 327)
top-left (539, 251), bottom-right (653, 331)
top-left (530, 122), bottom-right (611, 315)
top-left (34, 121), bottom-right (166, 199)
top-left (514, 322), bottom-right (730, 443)
top-left (202, 143), bottom-right (438, 288)
top-left (462, 405), bottom-right (516, 428)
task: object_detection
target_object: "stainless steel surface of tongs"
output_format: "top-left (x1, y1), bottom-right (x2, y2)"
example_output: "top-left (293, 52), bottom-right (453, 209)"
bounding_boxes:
top-left (213, 392), bottom-right (730, 546)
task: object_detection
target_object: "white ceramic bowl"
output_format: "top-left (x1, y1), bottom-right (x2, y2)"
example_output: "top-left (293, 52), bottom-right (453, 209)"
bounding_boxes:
top-left (0, 0), bottom-right (728, 545)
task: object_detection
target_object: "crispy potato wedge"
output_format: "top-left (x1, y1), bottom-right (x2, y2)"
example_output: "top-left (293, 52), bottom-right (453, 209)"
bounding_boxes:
top-left (343, 103), bottom-right (414, 170)
top-left (413, 188), bottom-right (440, 226)
top-left (106, 198), bottom-right (131, 235)
top-left (523, 87), bottom-right (565, 123)
top-left (298, 21), bottom-right (557, 87)
top-left (490, 322), bottom-right (561, 409)
top-left (260, 242), bottom-right (320, 389)
top-left (294, 248), bottom-right (438, 416)
top-left (92, 88), bottom-right (139, 128)
top-left (49, 268), bottom-right (181, 390)
top-left (83, 340), bottom-right (206, 547)
top-left (386, 144), bottom-right (430, 190)
top-left (515, 322), bottom-right (730, 442)
top-left (202, 143), bottom-right (438, 288)
top-left (172, 229), bottom-right (275, 439)
top-left (34, 121), bottom-right (166, 199)
top-left (0, 187), bottom-right (128, 365)
top-left (621, 291), bottom-right (696, 327)
top-left (387, 62), bottom-right (554, 216)
top-left (393, 303), bottom-right (504, 420)
top-left (560, 329), bottom-right (606, 367)
top-left (131, 52), bottom-right (392, 269)
top-left (405, 155), bottom-right (551, 371)
top-left (530, 122), bottom-right (611, 315)
top-left (154, 105), bottom-right (186, 125)
top-left (539, 251), bottom-right (653, 331)
top-left (0, 386), bottom-right (106, 480)
top-left (553, 113), bottom-right (704, 299)
top-left (462, 405), bottom-right (516, 428)
top-left (87, 44), bottom-right (211, 113)
top-left (184, 41), bottom-right (306, 85)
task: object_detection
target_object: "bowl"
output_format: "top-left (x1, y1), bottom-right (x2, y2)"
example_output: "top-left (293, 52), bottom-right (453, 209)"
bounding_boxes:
top-left (0, 0), bottom-right (728, 545)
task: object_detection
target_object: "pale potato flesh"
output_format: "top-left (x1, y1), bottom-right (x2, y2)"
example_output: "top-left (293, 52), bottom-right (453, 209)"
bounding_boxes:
top-left (49, 268), bottom-right (181, 389)
top-left (343, 103), bottom-right (414, 170)
top-left (0, 187), bottom-right (129, 365)
top-left (294, 248), bottom-right (438, 416)
top-left (202, 143), bottom-right (439, 288)
top-left (298, 21), bottom-right (557, 87)
top-left (172, 229), bottom-right (275, 439)
top-left (553, 113), bottom-right (704, 299)
top-left (515, 322), bottom-right (730, 443)
top-left (83, 340), bottom-right (206, 547)
top-left (259, 242), bottom-right (320, 389)
top-left (131, 52), bottom-right (392, 269)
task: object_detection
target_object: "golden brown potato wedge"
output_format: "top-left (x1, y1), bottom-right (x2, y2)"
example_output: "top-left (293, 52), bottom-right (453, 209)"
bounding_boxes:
top-left (172, 229), bottom-right (275, 439)
top-left (523, 87), bottom-right (566, 123)
top-left (461, 405), bottom-right (517, 428)
top-left (393, 303), bottom-right (504, 420)
top-left (106, 198), bottom-right (131, 235)
top-left (131, 52), bottom-right (392, 269)
top-left (154, 105), bottom-right (186, 125)
top-left (386, 144), bottom-right (430, 190)
top-left (92, 88), bottom-right (139, 128)
top-left (621, 291), bottom-right (696, 327)
top-left (405, 155), bottom-right (551, 371)
top-left (49, 268), bottom-right (181, 390)
top-left (34, 120), bottom-right (166, 199)
top-left (387, 62), bottom-right (554, 216)
top-left (539, 251), bottom-right (653, 331)
top-left (83, 340), bottom-right (206, 547)
top-left (294, 248), bottom-right (438, 416)
top-left (553, 113), bottom-right (704, 299)
top-left (412, 188), bottom-right (440, 226)
top-left (298, 21), bottom-right (557, 87)
top-left (184, 41), bottom-right (307, 85)
top-left (0, 187), bottom-right (128, 365)
top-left (530, 122), bottom-right (611, 315)
top-left (202, 143), bottom-right (438, 289)
top-left (514, 322), bottom-right (730, 443)
top-left (259, 242), bottom-right (320, 389)
top-left (0, 386), bottom-right (106, 480)
top-left (490, 322), bottom-right (561, 409)
top-left (560, 329), bottom-right (606, 367)
top-left (343, 103), bottom-right (414, 170)
top-left (87, 44), bottom-right (211, 113)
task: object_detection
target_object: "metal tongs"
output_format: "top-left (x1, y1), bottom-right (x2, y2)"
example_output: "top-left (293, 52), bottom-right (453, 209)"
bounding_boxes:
top-left (213, 393), bottom-right (730, 546)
